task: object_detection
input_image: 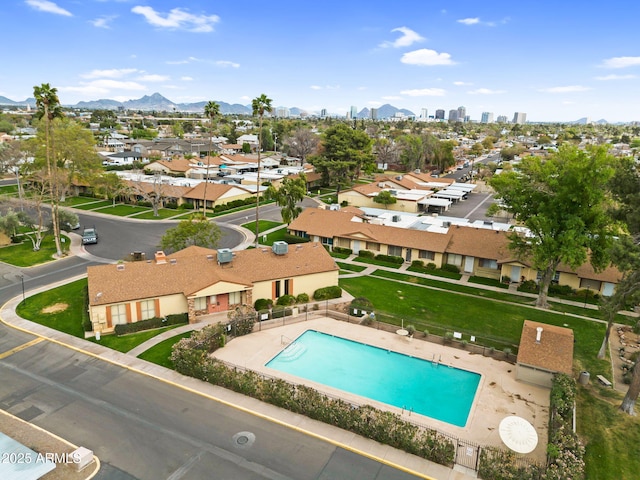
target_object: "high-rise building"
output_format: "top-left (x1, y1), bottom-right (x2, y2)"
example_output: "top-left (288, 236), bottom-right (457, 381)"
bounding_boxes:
top-left (496, 115), bottom-right (508, 123)
top-left (370, 108), bottom-right (378, 120)
top-left (320, 108), bottom-right (327, 118)
top-left (420, 108), bottom-right (428, 119)
top-left (457, 106), bottom-right (466, 122)
top-left (350, 106), bottom-right (358, 119)
top-left (512, 112), bottom-right (527, 124)
top-left (275, 107), bottom-right (290, 118)
top-left (481, 112), bottom-right (494, 123)
top-left (435, 109), bottom-right (445, 120)
top-left (448, 109), bottom-right (458, 122)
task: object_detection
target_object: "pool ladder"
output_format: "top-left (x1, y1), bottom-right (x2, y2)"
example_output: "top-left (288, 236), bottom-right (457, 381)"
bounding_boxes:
top-left (431, 353), bottom-right (441, 365)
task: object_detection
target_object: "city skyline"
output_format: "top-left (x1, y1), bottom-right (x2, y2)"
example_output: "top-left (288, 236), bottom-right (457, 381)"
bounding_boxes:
top-left (3, 1), bottom-right (640, 122)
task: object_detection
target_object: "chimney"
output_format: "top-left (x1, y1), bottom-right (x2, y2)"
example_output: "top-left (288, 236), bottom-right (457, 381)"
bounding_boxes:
top-left (155, 251), bottom-right (167, 264)
top-left (535, 327), bottom-right (543, 343)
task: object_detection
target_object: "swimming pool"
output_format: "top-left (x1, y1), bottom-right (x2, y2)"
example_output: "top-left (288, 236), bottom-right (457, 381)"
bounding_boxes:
top-left (266, 330), bottom-right (481, 427)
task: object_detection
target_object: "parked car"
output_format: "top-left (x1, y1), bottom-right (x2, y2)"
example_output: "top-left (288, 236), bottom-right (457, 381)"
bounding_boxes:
top-left (82, 226), bottom-right (98, 245)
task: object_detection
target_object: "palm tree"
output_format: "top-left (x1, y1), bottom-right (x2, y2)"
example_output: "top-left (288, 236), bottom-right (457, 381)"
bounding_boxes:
top-left (251, 94), bottom-right (273, 247)
top-left (202, 101), bottom-right (220, 214)
top-left (33, 83), bottom-right (64, 256)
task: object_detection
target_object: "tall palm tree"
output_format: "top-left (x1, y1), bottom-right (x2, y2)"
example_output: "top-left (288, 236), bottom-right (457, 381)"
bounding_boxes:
top-left (33, 83), bottom-right (64, 256)
top-left (202, 101), bottom-right (220, 214)
top-left (251, 94), bottom-right (273, 247)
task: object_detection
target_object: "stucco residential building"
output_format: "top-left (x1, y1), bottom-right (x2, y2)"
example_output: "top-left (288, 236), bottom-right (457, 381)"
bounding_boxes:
top-left (87, 242), bottom-right (339, 334)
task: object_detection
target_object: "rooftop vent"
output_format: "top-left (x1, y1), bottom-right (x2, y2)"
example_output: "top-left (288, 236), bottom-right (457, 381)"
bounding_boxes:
top-left (206, 254), bottom-right (214, 261)
top-left (392, 215), bottom-right (401, 222)
top-left (169, 258), bottom-right (177, 265)
top-left (116, 264), bottom-right (125, 271)
top-left (443, 221), bottom-right (451, 228)
top-left (217, 248), bottom-right (233, 264)
top-left (272, 241), bottom-right (289, 255)
top-left (536, 327), bottom-right (543, 343)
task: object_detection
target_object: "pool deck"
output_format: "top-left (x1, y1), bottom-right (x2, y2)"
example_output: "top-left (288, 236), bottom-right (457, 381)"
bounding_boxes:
top-left (213, 317), bottom-right (550, 469)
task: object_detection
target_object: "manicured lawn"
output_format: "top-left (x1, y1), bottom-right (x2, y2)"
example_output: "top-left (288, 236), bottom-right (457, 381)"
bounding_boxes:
top-left (468, 275), bottom-right (509, 289)
top-left (336, 262), bottom-right (367, 272)
top-left (577, 387), bottom-right (640, 480)
top-left (15, 278), bottom-right (88, 338)
top-left (60, 196), bottom-right (104, 207)
top-left (128, 208), bottom-right (186, 220)
top-left (72, 200), bottom-right (114, 210)
top-left (352, 256), bottom-right (403, 269)
top-left (0, 184), bottom-right (19, 194)
top-left (88, 324), bottom-right (186, 353)
top-left (137, 332), bottom-right (192, 368)
top-left (262, 227), bottom-right (287, 245)
top-left (329, 251), bottom-right (350, 259)
top-left (241, 220), bottom-right (283, 234)
top-left (407, 264), bottom-right (463, 280)
top-left (91, 204), bottom-right (150, 216)
top-left (0, 234), bottom-right (70, 266)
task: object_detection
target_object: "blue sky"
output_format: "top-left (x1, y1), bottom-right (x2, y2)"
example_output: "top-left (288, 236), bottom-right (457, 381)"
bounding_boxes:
top-left (3, 0), bottom-right (640, 122)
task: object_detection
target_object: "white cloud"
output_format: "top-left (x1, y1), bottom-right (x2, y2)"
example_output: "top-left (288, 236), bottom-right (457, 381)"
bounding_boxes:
top-left (400, 88), bottom-right (446, 97)
top-left (368, 101), bottom-right (383, 107)
top-left (215, 60), bottom-right (240, 68)
top-left (181, 76), bottom-right (194, 81)
top-left (453, 81), bottom-right (472, 86)
top-left (467, 88), bottom-right (505, 95)
top-left (595, 74), bottom-right (636, 80)
top-left (81, 68), bottom-right (139, 79)
top-left (539, 85), bottom-right (591, 93)
top-left (137, 74), bottom-right (169, 82)
top-left (166, 56), bottom-right (201, 65)
top-left (457, 17), bottom-right (479, 25)
top-left (310, 85), bottom-right (322, 90)
top-left (26, 0), bottom-right (72, 16)
top-left (59, 79), bottom-right (147, 96)
top-left (91, 15), bottom-right (117, 29)
top-left (239, 96), bottom-right (251, 101)
top-left (381, 96), bottom-right (402, 100)
top-left (600, 56), bottom-right (640, 69)
top-left (401, 49), bottom-right (455, 66)
top-left (131, 6), bottom-right (219, 33)
top-left (379, 26), bottom-right (424, 48)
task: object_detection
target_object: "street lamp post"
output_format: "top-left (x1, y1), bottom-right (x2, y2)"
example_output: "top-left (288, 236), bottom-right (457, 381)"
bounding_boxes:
top-left (19, 275), bottom-right (25, 303)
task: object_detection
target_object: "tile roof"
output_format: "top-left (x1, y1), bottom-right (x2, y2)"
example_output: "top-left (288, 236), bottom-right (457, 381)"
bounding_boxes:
top-left (182, 183), bottom-right (252, 201)
top-left (516, 320), bottom-right (574, 374)
top-left (446, 225), bottom-right (512, 259)
top-left (87, 242), bottom-right (338, 306)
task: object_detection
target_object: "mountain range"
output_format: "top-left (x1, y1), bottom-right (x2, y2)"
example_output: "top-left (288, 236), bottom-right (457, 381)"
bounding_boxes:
top-left (0, 92), bottom-right (612, 123)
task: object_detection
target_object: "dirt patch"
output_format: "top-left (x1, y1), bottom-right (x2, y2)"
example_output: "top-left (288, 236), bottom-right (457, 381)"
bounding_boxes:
top-left (42, 303), bottom-right (69, 314)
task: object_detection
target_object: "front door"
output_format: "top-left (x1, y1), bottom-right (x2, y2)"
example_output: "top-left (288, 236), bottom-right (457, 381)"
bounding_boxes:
top-left (511, 266), bottom-right (521, 283)
top-left (464, 256), bottom-right (474, 273)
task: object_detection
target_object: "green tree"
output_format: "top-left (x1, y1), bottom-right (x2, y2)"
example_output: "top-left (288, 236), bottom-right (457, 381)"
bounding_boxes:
top-left (33, 83), bottom-right (64, 257)
top-left (94, 172), bottom-right (127, 206)
top-left (159, 213), bottom-right (222, 253)
top-left (373, 190), bottom-right (397, 209)
top-left (490, 144), bottom-right (616, 308)
top-left (203, 101), bottom-right (220, 214)
top-left (264, 174), bottom-right (306, 223)
top-left (252, 94), bottom-right (273, 247)
top-left (0, 209), bottom-right (20, 239)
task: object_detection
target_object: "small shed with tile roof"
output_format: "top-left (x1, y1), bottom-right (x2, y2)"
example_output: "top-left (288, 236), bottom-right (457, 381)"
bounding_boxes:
top-left (516, 320), bottom-right (574, 388)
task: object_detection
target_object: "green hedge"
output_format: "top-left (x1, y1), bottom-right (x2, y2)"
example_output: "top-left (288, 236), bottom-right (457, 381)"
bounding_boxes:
top-left (332, 246), bottom-right (353, 255)
top-left (374, 254), bottom-right (404, 264)
top-left (171, 353), bottom-right (456, 468)
top-left (254, 298), bottom-right (273, 310)
top-left (113, 313), bottom-right (188, 335)
top-left (313, 285), bottom-right (342, 300)
top-left (357, 250), bottom-right (375, 259)
top-left (283, 233), bottom-right (310, 244)
top-left (276, 294), bottom-right (296, 306)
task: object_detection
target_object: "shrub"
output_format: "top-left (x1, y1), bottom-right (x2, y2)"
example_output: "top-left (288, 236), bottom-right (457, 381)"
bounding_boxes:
top-left (406, 324), bottom-right (416, 336)
top-left (423, 329), bottom-right (429, 337)
top-left (178, 202), bottom-right (194, 210)
top-left (548, 284), bottom-right (574, 296)
top-left (114, 314), bottom-right (187, 335)
top-left (296, 293), bottom-right (309, 304)
top-left (313, 285), bottom-right (342, 300)
top-left (332, 246), bottom-right (352, 255)
top-left (441, 264), bottom-right (460, 273)
top-left (254, 298), bottom-right (273, 311)
top-left (518, 280), bottom-right (539, 293)
top-left (283, 233), bottom-right (310, 244)
top-left (276, 294), bottom-right (296, 306)
top-left (271, 305), bottom-right (292, 318)
top-left (500, 276), bottom-right (511, 283)
top-left (411, 260), bottom-right (424, 268)
top-left (426, 262), bottom-right (437, 270)
top-left (503, 347), bottom-right (512, 356)
top-left (350, 296), bottom-right (373, 311)
top-left (374, 254), bottom-right (404, 265)
top-left (165, 201), bottom-right (178, 209)
top-left (357, 250), bottom-right (375, 259)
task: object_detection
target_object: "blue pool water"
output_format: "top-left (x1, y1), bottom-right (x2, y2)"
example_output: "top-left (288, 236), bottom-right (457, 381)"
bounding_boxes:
top-left (266, 330), bottom-right (480, 427)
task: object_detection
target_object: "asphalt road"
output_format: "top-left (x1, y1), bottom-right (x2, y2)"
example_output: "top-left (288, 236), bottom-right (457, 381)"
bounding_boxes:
top-left (0, 199), bottom-right (425, 480)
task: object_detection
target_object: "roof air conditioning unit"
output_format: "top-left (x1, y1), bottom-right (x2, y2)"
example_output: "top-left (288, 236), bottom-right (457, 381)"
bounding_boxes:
top-left (392, 215), bottom-right (400, 222)
top-left (217, 248), bottom-right (233, 264)
top-left (272, 241), bottom-right (289, 255)
top-left (443, 221), bottom-right (451, 228)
